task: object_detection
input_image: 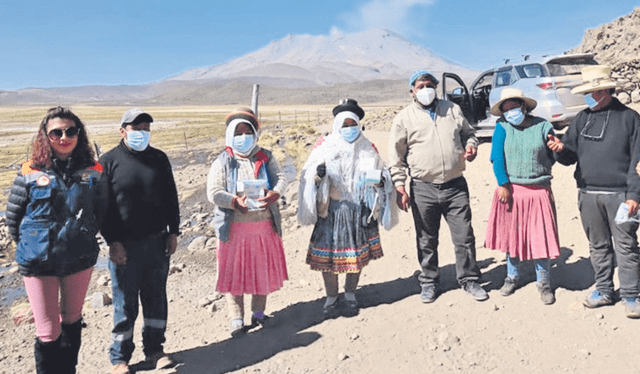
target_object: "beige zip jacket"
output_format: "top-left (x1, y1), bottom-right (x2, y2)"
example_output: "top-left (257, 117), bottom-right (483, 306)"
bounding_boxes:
top-left (389, 99), bottom-right (478, 186)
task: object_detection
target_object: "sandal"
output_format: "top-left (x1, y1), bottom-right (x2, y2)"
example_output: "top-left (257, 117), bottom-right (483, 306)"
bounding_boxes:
top-left (323, 299), bottom-right (339, 320)
top-left (251, 314), bottom-right (271, 327)
top-left (229, 318), bottom-right (246, 338)
top-left (342, 299), bottom-right (359, 317)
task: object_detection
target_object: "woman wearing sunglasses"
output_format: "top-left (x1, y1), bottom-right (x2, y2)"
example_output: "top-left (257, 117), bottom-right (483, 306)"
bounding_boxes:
top-left (6, 106), bottom-right (107, 373)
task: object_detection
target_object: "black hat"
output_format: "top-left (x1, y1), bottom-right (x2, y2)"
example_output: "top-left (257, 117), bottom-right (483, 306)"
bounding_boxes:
top-left (332, 98), bottom-right (365, 120)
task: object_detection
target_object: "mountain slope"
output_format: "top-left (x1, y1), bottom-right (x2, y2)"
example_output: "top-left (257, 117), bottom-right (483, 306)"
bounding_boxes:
top-left (167, 29), bottom-right (477, 87)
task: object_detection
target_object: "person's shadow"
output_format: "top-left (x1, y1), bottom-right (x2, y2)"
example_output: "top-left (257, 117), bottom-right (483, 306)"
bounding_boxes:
top-left (472, 247), bottom-right (595, 292)
top-left (552, 247), bottom-right (595, 291)
top-left (166, 272), bottom-right (422, 374)
top-left (151, 249), bottom-right (593, 373)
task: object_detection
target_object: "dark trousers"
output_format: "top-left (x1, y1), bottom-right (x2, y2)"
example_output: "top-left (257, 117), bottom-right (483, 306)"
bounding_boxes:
top-left (578, 191), bottom-right (640, 298)
top-left (109, 234), bottom-right (170, 364)
top-left (410, 177), bottom-right (481, 287)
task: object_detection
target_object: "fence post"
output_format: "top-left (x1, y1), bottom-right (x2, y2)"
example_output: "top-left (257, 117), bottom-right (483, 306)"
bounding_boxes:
top-left (183, 131), bottom-right (189, 151)
top-left (251, 84), bottom-right (260, 117)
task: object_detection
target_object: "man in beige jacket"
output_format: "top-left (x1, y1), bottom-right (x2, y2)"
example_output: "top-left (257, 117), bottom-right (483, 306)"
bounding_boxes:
top-left (389, 69), bottom-right (487, 303)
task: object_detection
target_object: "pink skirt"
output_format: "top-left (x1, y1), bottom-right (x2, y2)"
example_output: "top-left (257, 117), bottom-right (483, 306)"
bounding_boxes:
top-left (484, 184), bottom-right (560, 260)
top-left (216, 220), bottom-right (288, 296)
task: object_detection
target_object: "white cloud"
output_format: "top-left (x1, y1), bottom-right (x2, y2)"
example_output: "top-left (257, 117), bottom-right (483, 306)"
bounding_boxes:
top-left (337, 0), bottom-right (435, 36)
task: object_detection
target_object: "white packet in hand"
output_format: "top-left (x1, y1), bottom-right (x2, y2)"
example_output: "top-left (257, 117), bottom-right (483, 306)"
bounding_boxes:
top-left (240, 179), bottom-right (268, 211)
top-left (614, 202), bottom-right (640, 224)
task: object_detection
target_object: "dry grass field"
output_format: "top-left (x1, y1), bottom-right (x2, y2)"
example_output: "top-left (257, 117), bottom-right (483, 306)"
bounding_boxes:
top-left (0, 105), bottom-right (335, 208)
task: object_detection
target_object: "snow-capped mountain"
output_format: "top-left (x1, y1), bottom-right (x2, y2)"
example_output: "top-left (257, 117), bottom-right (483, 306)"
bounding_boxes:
top-left (1, 29), bottom-right (478, 105)
top-left (168, 29), bottom-right (477, 87)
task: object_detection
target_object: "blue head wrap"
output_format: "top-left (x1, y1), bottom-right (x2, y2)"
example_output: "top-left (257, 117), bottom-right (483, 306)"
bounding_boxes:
top-left (409, 69), bottom-right (439, 88)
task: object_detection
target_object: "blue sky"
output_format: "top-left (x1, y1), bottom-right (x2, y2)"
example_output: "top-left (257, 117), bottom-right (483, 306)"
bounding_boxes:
top-left (0, 0), bottom-right (637, 90)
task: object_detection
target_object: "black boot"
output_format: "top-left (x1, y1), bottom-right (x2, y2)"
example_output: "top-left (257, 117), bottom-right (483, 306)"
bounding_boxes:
top-left (34, 337), bottom-right (61, 374)
top-left (60, 319), bottom-right (85, 374)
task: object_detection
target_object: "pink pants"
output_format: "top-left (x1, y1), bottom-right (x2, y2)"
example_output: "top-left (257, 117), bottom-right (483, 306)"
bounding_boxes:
top-left (23, 267), bottom-right (93, 342)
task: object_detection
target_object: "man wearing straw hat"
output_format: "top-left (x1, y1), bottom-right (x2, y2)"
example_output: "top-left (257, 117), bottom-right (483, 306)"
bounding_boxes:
top-left (555, 65), bottom-right (640, 318)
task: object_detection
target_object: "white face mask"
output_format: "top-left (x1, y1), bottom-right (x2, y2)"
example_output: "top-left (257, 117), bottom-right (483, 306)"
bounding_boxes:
top-left (416, 87), bottom-right (436, 106)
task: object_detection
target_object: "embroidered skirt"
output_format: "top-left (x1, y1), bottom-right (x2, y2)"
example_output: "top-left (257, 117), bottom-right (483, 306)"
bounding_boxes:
top-left (307, 199), bottom-right (383, 273)
top-left (216, 220), bottom-right (288, 296)
top-left (484, 184), bottom-right (560, 260)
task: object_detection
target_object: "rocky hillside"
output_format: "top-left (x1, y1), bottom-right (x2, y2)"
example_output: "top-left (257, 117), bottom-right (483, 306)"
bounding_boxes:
top-left (571, 7), bottom-right (640, 104)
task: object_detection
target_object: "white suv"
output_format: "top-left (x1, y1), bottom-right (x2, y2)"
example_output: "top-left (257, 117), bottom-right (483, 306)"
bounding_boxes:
top-left (442, 53), bottom-right (599, 137)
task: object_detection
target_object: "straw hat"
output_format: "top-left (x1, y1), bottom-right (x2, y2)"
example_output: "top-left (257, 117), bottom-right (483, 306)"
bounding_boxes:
top-left (571, 65), bottom-right (618, 94)
top-left (225, 108), bottom-right (260, 130)
top-left (490, 88), bottom-right (537, 116)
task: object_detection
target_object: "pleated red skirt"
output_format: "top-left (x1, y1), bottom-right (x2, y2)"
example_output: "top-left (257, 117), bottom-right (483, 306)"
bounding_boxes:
top-left (216, 220), bottom-right (288, 296)
top-left (484, 184), bottom-right (560, 260)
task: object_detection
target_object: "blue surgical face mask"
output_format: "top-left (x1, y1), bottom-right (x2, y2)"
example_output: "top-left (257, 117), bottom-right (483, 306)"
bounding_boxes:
top-left (504, 107), bottom-right (525, 126)
top-left (584, 92), bottom-right (601, 109)
top-left (126, 130), bottom-right (151, 151)
top-left (232, 134), bottom-right (256, 155)
top-left (340, 126), bottom-right (361, 143)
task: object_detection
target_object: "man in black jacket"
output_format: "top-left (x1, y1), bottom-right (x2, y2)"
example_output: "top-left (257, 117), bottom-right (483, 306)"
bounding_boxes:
top-left (555, 66), bottom-right (640, 319)
top-left (100, 108), bottom-right (180, 373)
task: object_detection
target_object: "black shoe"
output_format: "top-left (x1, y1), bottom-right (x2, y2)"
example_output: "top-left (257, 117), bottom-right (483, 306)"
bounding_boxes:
top-left (537, 283), bottom-right (555, 305)
top-left (500, 277), bottom-right (518, 296)
top-left (342, 299), bottom-right (359, 317)
top-left (251, 314), bottom-right (271, 327)
top-left (463, 281), bottom-right (489, 301)
top-left (420, 285), bottom-right (438, 303)
top-left (323, 299), bottom-right (340, 320)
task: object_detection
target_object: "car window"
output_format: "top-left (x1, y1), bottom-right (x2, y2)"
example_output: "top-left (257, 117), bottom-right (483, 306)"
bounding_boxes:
top-left (472, 71), bottom-right (494, 90)
top-left (515, 63), bottom-right (547, 78)
top-left (546, 56), bottom-right (598, 76)
top-left (494, 67), bottom-right (517, 87)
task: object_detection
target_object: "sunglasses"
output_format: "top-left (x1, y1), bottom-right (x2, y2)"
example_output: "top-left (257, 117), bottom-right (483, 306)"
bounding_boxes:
top-left (580, 111), bottom-right (610, 141)
top-left (48, 127), bottom-right (80, 140)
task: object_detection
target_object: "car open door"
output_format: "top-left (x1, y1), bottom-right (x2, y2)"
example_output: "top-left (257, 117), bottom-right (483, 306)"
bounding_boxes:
top-left (441, 72), bottom-right (475, 124)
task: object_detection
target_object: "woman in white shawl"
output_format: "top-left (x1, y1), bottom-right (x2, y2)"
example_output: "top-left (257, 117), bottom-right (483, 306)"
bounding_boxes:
top-left (298, 99), bottom-right (397, 319)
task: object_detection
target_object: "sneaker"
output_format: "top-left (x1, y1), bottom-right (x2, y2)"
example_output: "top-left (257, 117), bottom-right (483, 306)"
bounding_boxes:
top-left (420, 285), bottom-right (438, 303)
top-left (536, 283), bottom-right (555, 305)
top-left (145, 352), bottom-right (174, 370)
top-left (229, 318), bottom-right (246, 338)
top-left (500, 277), bottom-right (518, 297)
top-left (621, 297), bottom-right (640, 319)
top-left (111, 363), bottom-right (130, 374)
top-left (582, 290), bottom-right (614, 308)
top-left (463, 281), bottom-right (489, 301)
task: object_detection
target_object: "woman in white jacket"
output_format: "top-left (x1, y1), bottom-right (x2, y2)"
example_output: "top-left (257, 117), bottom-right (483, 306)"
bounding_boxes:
top-left (298, 99), bottom-right (397, 319)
